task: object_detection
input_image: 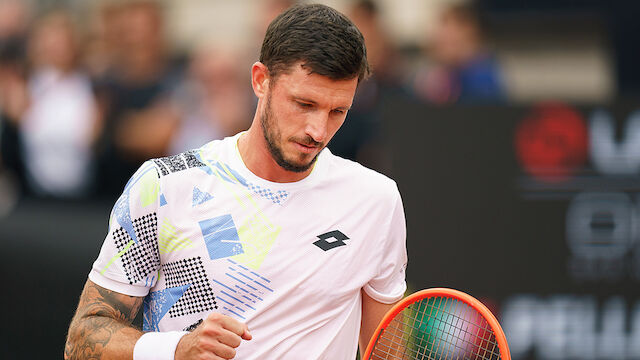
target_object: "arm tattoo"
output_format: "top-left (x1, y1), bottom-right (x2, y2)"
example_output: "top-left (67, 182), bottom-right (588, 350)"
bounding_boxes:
top-left (64, 280), bottom-right (144, 359)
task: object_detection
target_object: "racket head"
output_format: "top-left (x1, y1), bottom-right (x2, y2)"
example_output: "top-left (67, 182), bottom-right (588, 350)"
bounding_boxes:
top-left (363, 288), bottom-right (511, 360)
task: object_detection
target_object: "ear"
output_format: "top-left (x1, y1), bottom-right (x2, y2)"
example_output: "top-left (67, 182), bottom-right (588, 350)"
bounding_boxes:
top-left (251, 62), bottom-right (270, 99)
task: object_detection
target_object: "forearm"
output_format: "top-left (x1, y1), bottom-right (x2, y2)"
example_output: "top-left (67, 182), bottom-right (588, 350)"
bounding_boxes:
top-left (64, 313), bottom-right (143, 359)
top-left (360, 289), bottom-right (397, 357)
top-left (65, 280), bottom-right (144, 360)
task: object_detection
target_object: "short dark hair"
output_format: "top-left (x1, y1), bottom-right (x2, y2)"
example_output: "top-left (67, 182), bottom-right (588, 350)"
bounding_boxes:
top-left (260, 3), bottom-right (370, 82)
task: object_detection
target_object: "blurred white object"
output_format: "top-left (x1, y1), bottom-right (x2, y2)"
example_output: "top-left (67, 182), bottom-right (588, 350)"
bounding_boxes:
top-left (21, 68), bottom-right (96, 197)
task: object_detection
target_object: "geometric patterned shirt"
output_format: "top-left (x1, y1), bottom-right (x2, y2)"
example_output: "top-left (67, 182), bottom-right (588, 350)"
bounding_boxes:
top-left (89, 132), bottom-right (407, 360)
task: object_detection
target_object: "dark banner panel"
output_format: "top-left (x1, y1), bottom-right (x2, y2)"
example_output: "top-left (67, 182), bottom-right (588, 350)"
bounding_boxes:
top-left (384, 98), bottom-right (640, 360)
top-left (0, 199), bottom-right (114, 359)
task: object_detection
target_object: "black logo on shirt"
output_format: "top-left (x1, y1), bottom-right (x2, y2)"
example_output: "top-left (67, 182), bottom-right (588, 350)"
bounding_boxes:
top-left (313, 230), bottom-right (349, 251)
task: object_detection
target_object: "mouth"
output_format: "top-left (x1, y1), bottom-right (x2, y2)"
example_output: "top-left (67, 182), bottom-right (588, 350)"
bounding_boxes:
top-left (294, 141), bottom-right (318, 154)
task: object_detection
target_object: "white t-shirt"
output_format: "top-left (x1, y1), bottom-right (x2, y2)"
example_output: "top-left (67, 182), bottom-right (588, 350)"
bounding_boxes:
top-left (21, 68), bottom-right (96, 197)
top-left (89, 133), bottom-right (407, 359)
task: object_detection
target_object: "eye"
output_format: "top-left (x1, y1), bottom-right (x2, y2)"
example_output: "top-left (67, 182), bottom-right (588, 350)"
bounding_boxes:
top-left (331, 109), bottom-right (346, 115)
top-left (297, 101), bottom-right (313, 109)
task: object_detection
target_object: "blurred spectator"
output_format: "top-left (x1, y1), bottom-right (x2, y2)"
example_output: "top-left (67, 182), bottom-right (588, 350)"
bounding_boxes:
top-left (0, 0), bottom-right (30, 42)
top-left (410, 3), bottom-right (505, 104)
top-left (19, 11), bottom-right (100, 198)
top-left (0, 38), bottom-right (29, 182)
top-left (169, 41), bottom-right (253, 154)
top-left (93, 0), bottom-right (182, 197)
top-left (0, 0), bottom-right (31, 188)
top-left (83, 2), bottom-right (122, 81)
top-left (256, 0), bottom-right (297, 39)
top-left (349, 0), bottom-right (403, 88)
top-left (329, 0), bottom-right (403, 173)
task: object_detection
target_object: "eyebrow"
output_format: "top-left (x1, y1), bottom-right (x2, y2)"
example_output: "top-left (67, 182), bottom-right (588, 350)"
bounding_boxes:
top-left (293, 96), bottom-right (351, 111)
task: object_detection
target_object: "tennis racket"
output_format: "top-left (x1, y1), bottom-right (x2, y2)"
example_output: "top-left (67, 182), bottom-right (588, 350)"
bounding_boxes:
top-left (363, 288), bottom-right (510, 360)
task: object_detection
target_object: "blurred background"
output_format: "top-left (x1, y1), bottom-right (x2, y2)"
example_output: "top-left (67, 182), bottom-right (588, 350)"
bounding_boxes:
top-left (1, 0), bottom-right (639, 358)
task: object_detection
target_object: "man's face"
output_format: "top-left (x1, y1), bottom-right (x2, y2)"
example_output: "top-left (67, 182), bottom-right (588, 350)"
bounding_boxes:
top-left (260, 64), bottom-right (358, 172)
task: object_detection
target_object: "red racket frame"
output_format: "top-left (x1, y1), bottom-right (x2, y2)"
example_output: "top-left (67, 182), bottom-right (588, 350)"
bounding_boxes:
top-left (363, 288), bottom-right (511, 360)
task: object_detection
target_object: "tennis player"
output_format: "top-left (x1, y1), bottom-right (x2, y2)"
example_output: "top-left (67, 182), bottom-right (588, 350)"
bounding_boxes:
top-left (65, 4), bottom-right (407, 359)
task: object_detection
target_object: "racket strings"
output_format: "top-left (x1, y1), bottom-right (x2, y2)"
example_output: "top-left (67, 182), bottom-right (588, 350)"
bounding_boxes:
top-left (370, 296), bottom-right (501, 360)
top-left (372, 314), bottom-right (496, 360)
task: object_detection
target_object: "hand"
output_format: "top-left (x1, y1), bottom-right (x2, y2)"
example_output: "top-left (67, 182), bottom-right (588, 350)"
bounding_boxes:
top-left (175, 312), bottom-right (252, 360)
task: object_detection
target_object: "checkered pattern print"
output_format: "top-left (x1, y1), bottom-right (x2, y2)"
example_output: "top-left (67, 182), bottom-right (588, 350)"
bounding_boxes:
top-left (114, 213), bottom-right (160, 285)
top-left (153, 150), bottom-right (205, 176)
top-left (183, 150), bottom-right (203, 168)
top-left (163, 256), bottom-right (218, 317)
top-left (247, 182), bottom-right (289, 204)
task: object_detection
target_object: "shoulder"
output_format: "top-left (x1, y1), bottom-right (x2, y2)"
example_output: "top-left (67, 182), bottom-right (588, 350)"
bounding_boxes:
top-left (150, 136), bottom-right (234, 178)
top-left (321, 150), bottom-right (400, 201)
top-left (151, 148), bottom-right (207, 178)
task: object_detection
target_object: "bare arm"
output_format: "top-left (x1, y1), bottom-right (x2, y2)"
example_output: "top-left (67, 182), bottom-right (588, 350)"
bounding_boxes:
top-left (64, 279), bottom-right (144, 360)
top-left (65, 279), bottom-right (252, 360)
top-left (359, 289), bottom-right (396, 355)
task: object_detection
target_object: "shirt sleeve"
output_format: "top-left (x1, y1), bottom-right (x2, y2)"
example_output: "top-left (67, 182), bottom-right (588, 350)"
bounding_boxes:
top-left (88, 161), bottom-right (162, 297)
top-left (363, 186), bottom-right (408, 304)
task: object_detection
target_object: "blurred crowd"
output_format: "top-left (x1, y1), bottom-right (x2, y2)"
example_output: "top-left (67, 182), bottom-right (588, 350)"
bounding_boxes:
top-left (0, 0), bottom-right (505, 205)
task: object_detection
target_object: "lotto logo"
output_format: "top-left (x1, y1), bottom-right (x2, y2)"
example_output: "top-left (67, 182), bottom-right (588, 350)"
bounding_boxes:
top-left (313, 230), bottom-right (350, 251)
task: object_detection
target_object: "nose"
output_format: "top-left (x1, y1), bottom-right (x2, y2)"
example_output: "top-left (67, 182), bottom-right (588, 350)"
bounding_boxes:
top-left (304, 113), bottom-right (328, 144)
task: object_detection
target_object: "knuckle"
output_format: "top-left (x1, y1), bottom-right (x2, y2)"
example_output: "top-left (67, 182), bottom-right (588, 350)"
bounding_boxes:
top-left (207, 312), bottom-right (222, 321)
top-left (205, 326), bottom-right (222, 337)
top-left (200, 323), bottom-right (221, 337)
top-left (215, 345), bottom-right (235, 359)
top-left (228, 335), bottom-right (242, 348)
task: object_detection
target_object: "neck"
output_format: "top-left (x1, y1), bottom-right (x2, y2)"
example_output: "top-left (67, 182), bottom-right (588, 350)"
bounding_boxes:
top-left (237, 121), bottom-right (314, 183)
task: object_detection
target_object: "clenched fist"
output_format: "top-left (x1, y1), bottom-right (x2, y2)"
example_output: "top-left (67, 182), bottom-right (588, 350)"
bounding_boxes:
top-left (175, 312), bottom-right (252, 360)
